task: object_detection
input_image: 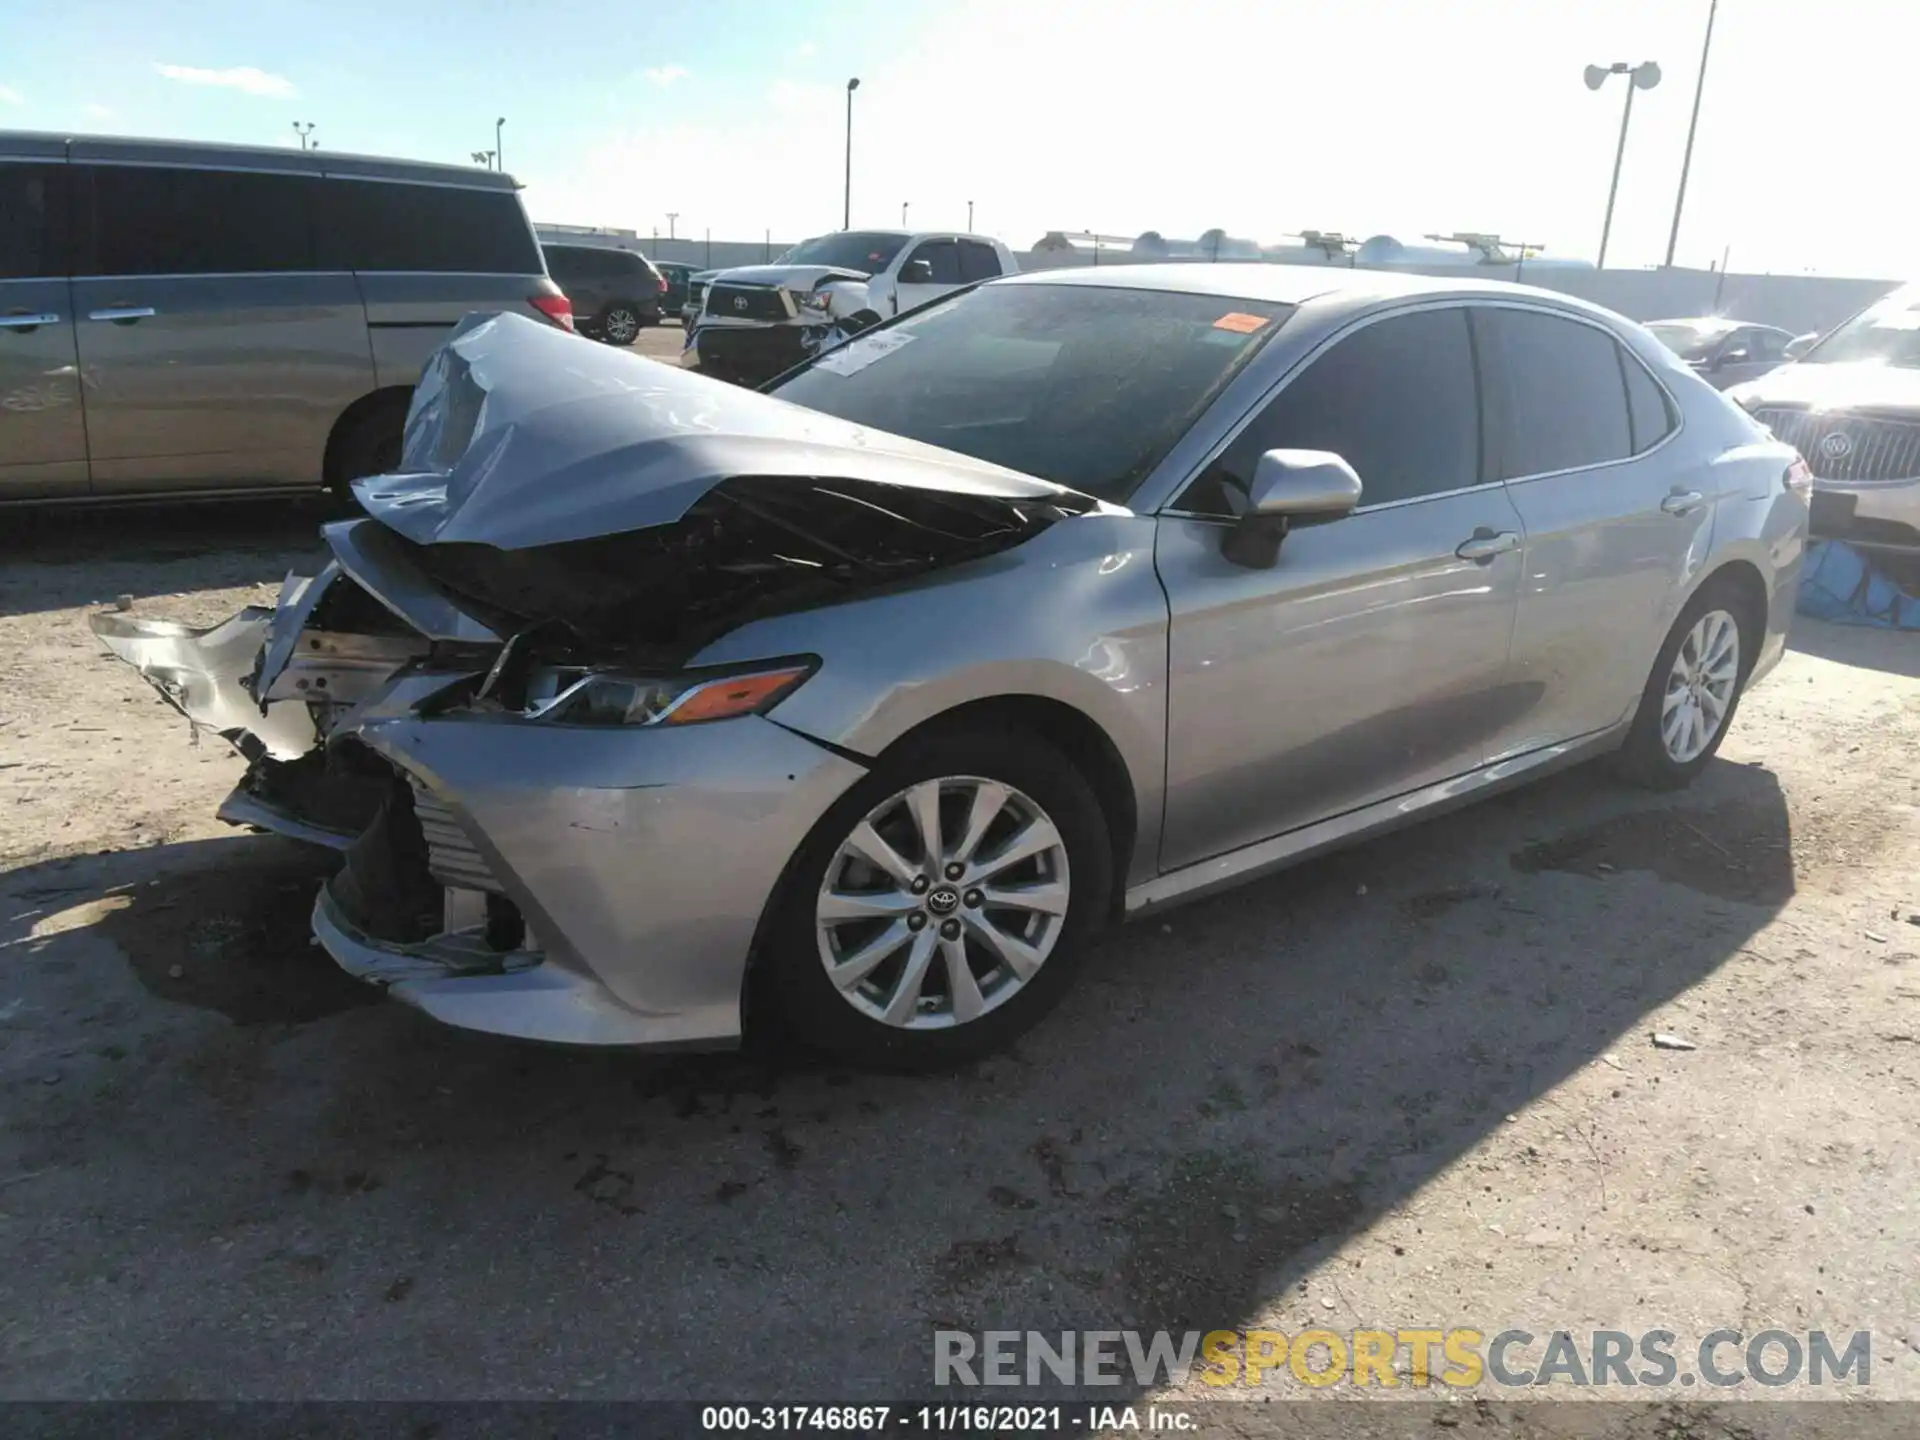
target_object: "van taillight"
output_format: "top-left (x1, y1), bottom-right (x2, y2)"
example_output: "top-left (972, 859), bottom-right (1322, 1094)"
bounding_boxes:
top-left (656, 275), bottom-right (669, 293)
top-left (1785, 457), bottom-right (1812, 497)
top-left (530, 293), bottom-right (574, 331)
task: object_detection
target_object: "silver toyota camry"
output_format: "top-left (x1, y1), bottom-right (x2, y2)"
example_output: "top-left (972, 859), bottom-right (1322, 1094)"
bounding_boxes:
top-left (93, 265), bottom-right (1810, 1068)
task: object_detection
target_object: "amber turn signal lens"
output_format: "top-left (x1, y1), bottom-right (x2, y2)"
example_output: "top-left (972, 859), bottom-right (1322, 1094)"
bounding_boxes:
top-left (661, 666), bottom-right (812, 725)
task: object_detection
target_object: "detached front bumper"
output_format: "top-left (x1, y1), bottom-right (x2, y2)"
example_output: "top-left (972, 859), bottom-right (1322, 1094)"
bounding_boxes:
top-left (316, 710), bottom-right (868, 1049)
top-left (1809, 478), bottom-right (1920, 552)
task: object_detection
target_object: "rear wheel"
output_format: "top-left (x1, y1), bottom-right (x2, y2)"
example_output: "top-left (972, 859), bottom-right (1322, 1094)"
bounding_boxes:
top-left (599, 304), bottom-right (643, 346)
top-left (758, 726), bottom-right (1112, 1070)
top-left (1613, 581), bottom-right (1756, 790)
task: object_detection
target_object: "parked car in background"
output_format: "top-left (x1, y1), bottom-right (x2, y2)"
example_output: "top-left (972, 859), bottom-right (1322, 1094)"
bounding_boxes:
top-left (1730, 281), bottom-right (1920, 555)
top-left (682, 270), bottom-right (715, 328)
top-left (1646, 317), bottom-right (1796, 390)
top-left (0, 130), bottom-right (567, 505)
top-left (655, 261), bottom-right (697, 316)
top-left (93, 267), bottom-right (1806, 1069)
top-left (539, 243), bottom-right (665, 345)
top-left (683, 229), bottom-right (1018, 385)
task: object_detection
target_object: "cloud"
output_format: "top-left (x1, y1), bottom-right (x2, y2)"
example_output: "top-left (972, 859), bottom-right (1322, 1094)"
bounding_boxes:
top-left (797, 41), bottom-right (819, 58)
top-left (0, 84), bottom-right (23, 106)
top-left (154, 63), bottom-right (296, 98)
top-left (84, 102), bottom-right (114, 119)
top-left (642, 65), bottom-right (688, 87)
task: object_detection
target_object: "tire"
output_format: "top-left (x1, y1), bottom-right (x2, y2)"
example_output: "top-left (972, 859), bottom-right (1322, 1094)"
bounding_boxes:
top-left (598, 304), bottom-right (643, 346)
top-left (756, 725), bottom-right (1113, 1071)
top-left (327, 396), bottom-right (408, 506)
top-left (846, 309), bottom-right (883, 335)
top-left (1613, 578), bottom-right (1759, 790)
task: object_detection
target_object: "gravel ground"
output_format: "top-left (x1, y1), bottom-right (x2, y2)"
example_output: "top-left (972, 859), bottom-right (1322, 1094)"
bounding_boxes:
top-left (2, 473), bottom-right (1919, 1408)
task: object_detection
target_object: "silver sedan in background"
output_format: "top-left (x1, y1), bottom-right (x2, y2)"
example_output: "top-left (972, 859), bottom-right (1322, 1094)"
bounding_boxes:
top-left (94, 267), bottom-right (1810, 1069)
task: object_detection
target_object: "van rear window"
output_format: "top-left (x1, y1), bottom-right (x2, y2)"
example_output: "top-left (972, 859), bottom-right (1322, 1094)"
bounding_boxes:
top-left (317, 179), bottom-right (541, 274)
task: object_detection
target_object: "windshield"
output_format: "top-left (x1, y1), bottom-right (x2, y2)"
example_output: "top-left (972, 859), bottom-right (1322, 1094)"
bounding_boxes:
top-left (1647, 322), bottom-right (1724, 362)
top-left (775, 231), bottom-right (910, 274)
top-left (767, 283), bottom-right (1293, 501)
top-left (1803, 285), bottom-right (1920, 367)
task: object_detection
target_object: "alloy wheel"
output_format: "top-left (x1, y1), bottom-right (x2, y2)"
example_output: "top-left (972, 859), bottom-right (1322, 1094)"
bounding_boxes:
top-left (603, 307), bottom-right (640, 344)
top-left (1661, 608), bottom-right (1740, 764)
top-left (815, 776), bottom-right (1071, 1030)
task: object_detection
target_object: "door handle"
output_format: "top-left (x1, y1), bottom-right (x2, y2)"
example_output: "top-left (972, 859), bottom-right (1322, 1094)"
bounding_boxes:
top-left (1455, 529), bottom-right (1521, 562)
top-left (0, 312), bottom-right (60, 330)
top-left (88, 306), bottom-right (156, 323)
top-left (1661, 490), bottom-right (1706, 516)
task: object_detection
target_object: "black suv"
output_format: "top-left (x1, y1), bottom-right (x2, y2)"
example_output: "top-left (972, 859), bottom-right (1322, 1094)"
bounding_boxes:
top-left (541, 243), bottom-right (666, 345)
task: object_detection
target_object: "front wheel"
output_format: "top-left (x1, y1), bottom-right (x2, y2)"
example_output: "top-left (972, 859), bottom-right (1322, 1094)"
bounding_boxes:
top-left (1613, 583), bottom-right (1755, 790)
top-left (757, 726), bottom-right (1113, 1070)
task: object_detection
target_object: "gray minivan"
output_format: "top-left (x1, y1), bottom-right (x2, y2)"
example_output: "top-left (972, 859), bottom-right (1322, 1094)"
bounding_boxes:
top-left (0, 132), bottom-right (570, 504)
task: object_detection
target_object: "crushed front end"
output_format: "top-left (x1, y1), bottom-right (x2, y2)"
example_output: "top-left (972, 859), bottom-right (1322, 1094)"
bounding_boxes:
top-left (89, 310), bottom-right (1093, 1048)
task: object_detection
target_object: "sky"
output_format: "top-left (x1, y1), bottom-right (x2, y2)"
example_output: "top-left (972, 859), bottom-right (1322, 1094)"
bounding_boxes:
top-left (1, 0), bottom-right (1912, 277)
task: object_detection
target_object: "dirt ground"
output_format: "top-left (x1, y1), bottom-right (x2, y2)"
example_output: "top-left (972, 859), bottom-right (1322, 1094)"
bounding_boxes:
top-left (2, 474), bottom-right (1919, 1412)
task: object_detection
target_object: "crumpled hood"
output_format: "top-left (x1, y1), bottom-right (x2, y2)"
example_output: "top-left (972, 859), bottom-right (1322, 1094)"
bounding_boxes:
top-left (354, 310), bottom-right (1085, 551)
top-left (1730, 361), bottom-right (1920, 415)
top-left (707, 263), bottom-right (871, 290)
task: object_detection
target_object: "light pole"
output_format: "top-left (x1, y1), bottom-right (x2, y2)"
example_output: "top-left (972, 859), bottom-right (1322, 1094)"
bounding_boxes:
top-left (666, 213), bottom-right (678, 240)
top-left (1585, 60), bottom-right (1662, 269)
top-left (292, 121), bottom-right (315, 151)
top-left (901, 201), bottom-right (909, 227)
top-left (495, 117), bottom-right (506, 172)
top-left (843, 79), bottom-right (860, 230)
top-left (967, 200), bottom-right (974, 231)
top-left (1665, 0), bottom-right (1718, 267)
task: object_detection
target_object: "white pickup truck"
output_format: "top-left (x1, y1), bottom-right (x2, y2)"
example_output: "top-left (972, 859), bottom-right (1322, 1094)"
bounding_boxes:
top-left (682, 229), bottom-right (1019, 385)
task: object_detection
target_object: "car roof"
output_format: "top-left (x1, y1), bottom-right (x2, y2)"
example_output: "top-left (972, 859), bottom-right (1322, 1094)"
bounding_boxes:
top-left (1001, 262), bottom-right (1626, 315)
top-left (0, 127), bottom-right (521, 189)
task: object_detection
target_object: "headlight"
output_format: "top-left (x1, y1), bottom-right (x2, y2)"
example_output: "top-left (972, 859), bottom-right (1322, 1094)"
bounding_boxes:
top-left (524, 661), bottom-right (814, 727)
top-left (794, 286), bottom-right (836, 316)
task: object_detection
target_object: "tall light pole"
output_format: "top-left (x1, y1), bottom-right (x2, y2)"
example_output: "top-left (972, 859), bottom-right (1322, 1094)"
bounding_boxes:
top-left (843, 78), bottom-right (860, 230)
top-left (967, 200), bottom-right (974, 232)
top-left (495, 117), bottom-right (506, 172)
top-left (666, 212), bottom-right (678, 240)
top-left (292, 121), bottom-right (315, 151)
top-left (901, 201), bottom-right (909, 227)
top-left (1585, 60), bottom-right (1662, 269)
top-left (1665, 0), bottom-right (1718, 267)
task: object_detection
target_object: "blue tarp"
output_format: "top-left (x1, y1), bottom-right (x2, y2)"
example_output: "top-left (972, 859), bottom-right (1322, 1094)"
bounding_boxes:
top-left (1797, 539), bottom-right (1920, 629)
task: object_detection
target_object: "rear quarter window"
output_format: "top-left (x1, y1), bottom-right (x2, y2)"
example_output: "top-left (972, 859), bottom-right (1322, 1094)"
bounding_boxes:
top-left (319, 179), bottom-right (541, 273)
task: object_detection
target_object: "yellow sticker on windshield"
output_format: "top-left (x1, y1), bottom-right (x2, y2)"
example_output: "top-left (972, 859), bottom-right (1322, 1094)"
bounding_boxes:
top-left (1213, 312), bottom-right (1269, 334)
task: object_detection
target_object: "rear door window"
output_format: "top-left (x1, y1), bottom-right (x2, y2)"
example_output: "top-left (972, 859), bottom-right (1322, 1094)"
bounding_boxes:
top-left (76, 164), bottom-right (312, 275)
top-left (0, 162), bottom-right (68, 278)
top-left (319, 179), bottom-right (541, 273)
top-left (958, 240), bottom-right (1003, 282)
top-left (1479, 308), bottom-right (1633, 478)
top-left (1620, 349), bottom-right (1677, 454)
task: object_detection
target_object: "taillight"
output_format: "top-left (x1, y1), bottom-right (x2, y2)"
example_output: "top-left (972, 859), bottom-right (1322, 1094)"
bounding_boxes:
top-left (530, 293), bottom-right (574, 331)
top-left (1785, 456), bottom-right (1813, 497)
top-left (656, 275), bottom-right (669, 294)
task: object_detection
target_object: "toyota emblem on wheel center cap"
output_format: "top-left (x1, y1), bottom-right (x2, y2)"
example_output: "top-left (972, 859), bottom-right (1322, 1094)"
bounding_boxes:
top-left (926, 886), bottom-right (961, 916)
top-left (1819, 431), bottom-right (1854, 460)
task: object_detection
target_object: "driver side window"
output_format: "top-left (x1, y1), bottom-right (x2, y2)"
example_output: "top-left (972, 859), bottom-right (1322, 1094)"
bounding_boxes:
top-left (1175, 307), bottom-right (1482, 517)
top-left (904, 239), bottom-right (963, 284)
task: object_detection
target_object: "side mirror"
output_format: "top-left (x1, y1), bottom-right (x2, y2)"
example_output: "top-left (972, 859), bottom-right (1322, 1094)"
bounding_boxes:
top-left (1222, 449), bottom-right (1363, 569)
top-left (1715, 346), bottom-right (1749, 369)
top-left (900, 259), bottom-right (934, 284)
